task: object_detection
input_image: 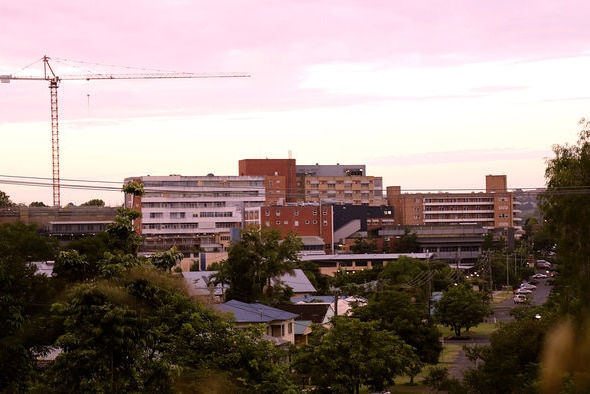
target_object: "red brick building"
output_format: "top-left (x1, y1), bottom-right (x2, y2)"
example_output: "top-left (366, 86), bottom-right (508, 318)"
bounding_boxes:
top-left (238, 159), bottom-right (297, 204)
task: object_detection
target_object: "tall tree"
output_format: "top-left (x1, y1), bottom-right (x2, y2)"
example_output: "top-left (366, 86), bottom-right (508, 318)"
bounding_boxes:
top-left (434, 284), bottom-right (489, 338)
top-left (0, 190), bottom-right (15, 207)
top-left (216, 226), bottom-right (302, 304)
top-left (291, 316), bottom-right (416, 394)
top-left (353, 289), bottom-right (442, 364)
top-left (538, 119), bottom-right (590, 316)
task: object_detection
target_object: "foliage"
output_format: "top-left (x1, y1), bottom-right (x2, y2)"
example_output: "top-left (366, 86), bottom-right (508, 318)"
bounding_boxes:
top-left (434, 284), bottom-right (489, 337)
top-left (538, 120), bottom-right (590, 316)
top-left (215, 226), bottom-right (302, 304)
top-left (29, 201), bottom-right (47, 207)
top-left (105, 207), bottom-right (143, 256)
top-left (392, 227), bottom-right (420, 253)
top-left (291, 316), bottom-right (415, 394)
top-left (353, 288), bottom-right (442, 364)
top-left (0, 258), bottom-right (56, 392)
top-left (66, 232), bottom-right (110, 264)
top-left (80, 199), bottom-right (105, 207)
top-left (0, 222), bottom-right (57, 263)
top-left (150, 246), bottom-right (184, 272)
top-left (39, 268), bottom-right (297, 393)
top-left (349, 236), bottom-right (378, 254)
top-left (52, 249), bottom-right (94, 282)
top-left (122, 181), bottom-right (145, 197)
top-left (462, 315), bottom-right (547, 393)
top-left (0, 190), bottom-right (15, 207)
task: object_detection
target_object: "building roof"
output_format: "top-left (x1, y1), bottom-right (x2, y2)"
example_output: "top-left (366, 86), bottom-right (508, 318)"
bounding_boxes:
top-left (294, 320), bottom-right (313, 336)
top-left (275, 303), bottom-right (333, 324)
top-left (182, 268), bottom-right (316, 297)
top-left (214, 299), bottom-right (298, 323)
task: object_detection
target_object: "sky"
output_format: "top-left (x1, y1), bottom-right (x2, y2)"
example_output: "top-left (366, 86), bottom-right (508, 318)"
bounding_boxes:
top-left (2, 0), bottom-right (590, 206)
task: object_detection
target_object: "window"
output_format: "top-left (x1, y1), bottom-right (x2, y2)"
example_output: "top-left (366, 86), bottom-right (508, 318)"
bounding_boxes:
top-left (294, 210), bottom-right (299, 216)
top-left (294, 220), bottom-right (299, 227)
top-left (149, 212), bottom-right (163, 219)
top-left (265, 210), bottom-right (270, 217)
top-left (288, 322), bottom-right (293, 334)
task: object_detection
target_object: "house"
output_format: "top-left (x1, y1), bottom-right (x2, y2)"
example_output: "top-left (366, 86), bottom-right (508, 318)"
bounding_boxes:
top-left (214, 299), bottom-right (299, 345)
top-left (291, 294), bottom-right (367, 316)
top-left (275, 303), bottom-right (334, 325)
top-left (181, 268), bottom-right (316, 303)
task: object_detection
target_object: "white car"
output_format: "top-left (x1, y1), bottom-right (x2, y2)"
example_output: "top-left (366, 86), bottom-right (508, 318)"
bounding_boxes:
top-left (532, 273), bottom-right (548, 279)
top-left (516, 288), bottom-right (533, 295)
top-left (520, 283), bottom-right (537, 291)
top-left (513, 294), bottom-right (528, 304)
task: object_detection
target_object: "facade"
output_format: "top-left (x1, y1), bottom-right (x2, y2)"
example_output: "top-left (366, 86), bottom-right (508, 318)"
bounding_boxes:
top-left (386, 175), bottom-right (521, 230)
top-left (0, 205), bottom-right (118, 239)
top-left (257, 204), bottom-right (334, 253)
top-left (214, 299), bottom-right (298, 345)
top-left (238, 158), bottom-right (297, 204)
top-left (123, 175), bottom-right (266, 253)
top-left (331, 204), bottom-right (394, 250)
top-left (379, 224), bottom-right (489, 264)
top-left (296, 164), bottom-right (384, 206)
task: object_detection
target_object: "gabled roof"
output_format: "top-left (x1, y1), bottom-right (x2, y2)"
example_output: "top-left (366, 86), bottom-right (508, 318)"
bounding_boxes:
top-left (182, 268), bottom-right (316, 297)
top-left (294, 320), bottom-right (313, 336)
top-left (275, 303), bottom-right (333, 324)
top-left (214, 299), bottom-right (298, 323)
top-left (271, 269), bottom-right (316, 293)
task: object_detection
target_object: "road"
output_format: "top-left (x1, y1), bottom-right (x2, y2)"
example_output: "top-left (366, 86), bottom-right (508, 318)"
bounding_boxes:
top-left (446, 274), bottom-right (552, 379)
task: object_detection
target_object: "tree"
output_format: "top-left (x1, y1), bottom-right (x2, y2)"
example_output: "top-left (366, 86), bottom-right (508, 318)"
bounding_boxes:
top-left (29, 201), bottom-right (47, 207)
top-left (434, 284), bottom-right (489, 338)
top-left (462, 315), bottom-right (548, 393)
top-left (105, 208), bottom-right (143, 256)
top-left (350, 236), bottom-right (378, 254)
top-left (393, 228), bottom-right (420, 253)
top-left (291, 316), bottom-right (416, 394)
top-left (216, 226), bottom-right (302, 304)
top-left (353, 289), bottom-right (442, 364)
top-left (150, 246), bottom-right (184, 272)
top-left (40, 268), bottom-right (297, 393)
top-left (0, 190), bottom-right (15, 207)
top-left (0, 257), bottom-right (56, 392)
top-left (0, 222), bottom-right (57, 263)
top-left (538, 119), bottom-right (590, 316)
top-left (52, 249), bottom-right (94, 282)
top-left (80, 199), bottom-right (105, 207)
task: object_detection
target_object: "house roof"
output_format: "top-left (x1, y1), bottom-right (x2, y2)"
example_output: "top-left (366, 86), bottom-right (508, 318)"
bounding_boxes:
top-left (294, 320), bottom-right (313, 336)
top-left (275, 303), bottom-right (333, 324)
top-left (214, 299), bottom-right (299, 323)
top-left (182, 268), bottom-right (316, 297)
top-left (270, 269), bottom-right (316, 293)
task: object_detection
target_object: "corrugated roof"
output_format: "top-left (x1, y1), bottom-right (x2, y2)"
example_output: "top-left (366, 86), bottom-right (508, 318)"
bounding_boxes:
top-left (215, 299), bottom-right (298, 323)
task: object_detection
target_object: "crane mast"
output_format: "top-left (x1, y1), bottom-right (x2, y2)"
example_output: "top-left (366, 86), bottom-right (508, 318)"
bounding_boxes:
top-left (1, 56), bottom-right (250, 207)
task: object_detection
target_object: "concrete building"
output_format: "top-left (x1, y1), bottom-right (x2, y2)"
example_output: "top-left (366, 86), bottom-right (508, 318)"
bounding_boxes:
top-left (386, 175), bottom-right (521, 230)
top-left (0, 205), bottom-right (118, 239)
top-left (296, 163), bottom-right (385, 206)
top-left (123, 174), bottom-right (266, 253)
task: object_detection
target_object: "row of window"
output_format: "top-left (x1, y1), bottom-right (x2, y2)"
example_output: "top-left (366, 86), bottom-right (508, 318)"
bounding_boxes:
top-left (142, 222), bottom-right (240, 230)
top-left (264, 209), bottom-right (328, 217)
top-left (150, 211), bottom-right (234, 219)
top-left (264, 220), bottom-right (328, 227)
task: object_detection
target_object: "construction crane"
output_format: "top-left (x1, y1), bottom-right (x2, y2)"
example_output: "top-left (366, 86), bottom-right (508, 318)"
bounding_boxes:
top-left (1, 55), bottom-right (250, 207)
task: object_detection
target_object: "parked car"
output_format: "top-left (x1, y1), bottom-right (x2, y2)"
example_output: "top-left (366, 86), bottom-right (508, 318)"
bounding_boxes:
top-left (516, 288), bottom-right (533, 295)
top-left (532, 273), bottom-right (548, 279)
top-left (520, 283), bottom-right (537, 291)
top-left (536, 260), bottom-right (552, 269)
top-left (513, 294), bottom-right (528, 304)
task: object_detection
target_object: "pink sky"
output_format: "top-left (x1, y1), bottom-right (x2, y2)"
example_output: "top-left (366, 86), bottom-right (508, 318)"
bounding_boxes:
top-left (2, 0), bottom-right (590, 205)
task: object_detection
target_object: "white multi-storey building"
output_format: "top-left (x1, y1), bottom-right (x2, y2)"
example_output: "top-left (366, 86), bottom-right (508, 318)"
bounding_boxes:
top-left (124, 175), bottom-right (265, 253)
